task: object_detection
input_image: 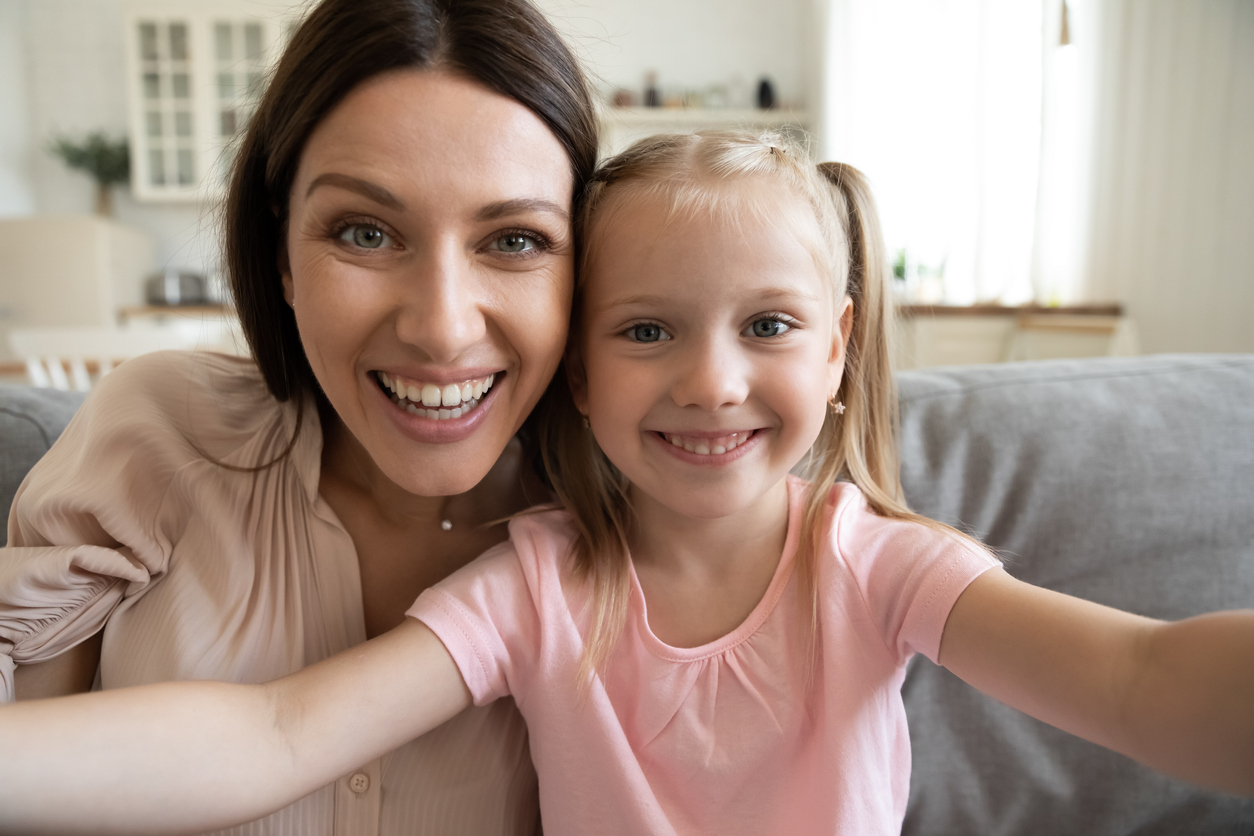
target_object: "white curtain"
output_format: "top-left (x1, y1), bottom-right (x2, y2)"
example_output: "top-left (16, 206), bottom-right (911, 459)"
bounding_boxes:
top-left (813, 0), bottom-right (1044, 305)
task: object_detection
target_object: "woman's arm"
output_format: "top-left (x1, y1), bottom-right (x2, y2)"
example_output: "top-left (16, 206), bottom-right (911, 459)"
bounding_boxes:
top-left (0, 618), bottom-right (469, 835)
top-left (939, 568), bottom-right (1254, 795)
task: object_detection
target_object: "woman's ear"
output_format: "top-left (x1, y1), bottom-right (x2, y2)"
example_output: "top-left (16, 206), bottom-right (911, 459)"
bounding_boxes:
top-left (278, 240), bottom-right (294, 307)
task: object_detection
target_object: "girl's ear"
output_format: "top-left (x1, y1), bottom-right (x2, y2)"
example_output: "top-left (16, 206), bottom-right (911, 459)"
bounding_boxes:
top-left (827, 295), bottom-right (855, 393)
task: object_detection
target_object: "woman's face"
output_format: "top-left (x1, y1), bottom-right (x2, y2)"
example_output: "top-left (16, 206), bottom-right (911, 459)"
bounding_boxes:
top-left (282, 69), bottom-right (575, 496)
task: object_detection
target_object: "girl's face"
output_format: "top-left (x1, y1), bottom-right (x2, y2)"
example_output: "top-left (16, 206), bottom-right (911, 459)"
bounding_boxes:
top-left (283, 69), bottom-right (575, 497)
top-left (574, 182), bottom-right (852, 522)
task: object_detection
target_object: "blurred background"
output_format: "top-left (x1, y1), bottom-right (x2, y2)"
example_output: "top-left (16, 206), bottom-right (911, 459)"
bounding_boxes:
top-left (0, 0), bottom-right (1250, 389)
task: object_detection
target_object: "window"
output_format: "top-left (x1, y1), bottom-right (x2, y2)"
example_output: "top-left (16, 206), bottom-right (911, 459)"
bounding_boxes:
top-left (124, 3), bottom-right (293, 202)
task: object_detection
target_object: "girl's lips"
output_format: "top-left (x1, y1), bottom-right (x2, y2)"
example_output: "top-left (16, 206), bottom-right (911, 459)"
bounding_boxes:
top-left (649, 428), bottom-right (765, 465)
top-left (372, 369), bottom-right (505, 444)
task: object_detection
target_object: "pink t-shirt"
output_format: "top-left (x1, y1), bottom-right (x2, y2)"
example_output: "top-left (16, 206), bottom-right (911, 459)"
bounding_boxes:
top-left (408, 477), bottom-right (998, 836)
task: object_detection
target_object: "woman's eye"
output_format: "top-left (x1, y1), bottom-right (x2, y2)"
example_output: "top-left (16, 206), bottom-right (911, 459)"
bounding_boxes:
top-left (747, 318), bottom-right (790, 338)
top-left (491, 233), bottom-right (538, 254)
top-left (339, 224), bottom-right (392, 249)
top-left (626, 323), bottom-right (670, 343)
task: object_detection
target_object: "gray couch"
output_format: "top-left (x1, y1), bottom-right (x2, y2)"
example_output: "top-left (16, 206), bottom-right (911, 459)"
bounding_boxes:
top-left (2, 355), bottom-right (1252, 833)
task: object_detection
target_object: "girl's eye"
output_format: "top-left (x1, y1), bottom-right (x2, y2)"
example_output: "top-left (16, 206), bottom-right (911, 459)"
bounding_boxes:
top-left (490, 233), bottom-right (539, 254)
top-left (339, 224), bottom-right (392, 250)
top-left (747, 318), bottom-right (790, 338)
top-left (626, 323), bottom-right (670, 343)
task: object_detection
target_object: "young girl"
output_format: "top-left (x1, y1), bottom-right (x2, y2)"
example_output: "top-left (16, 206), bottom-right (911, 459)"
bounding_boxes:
top-left (2, 131), bottom-right (1251, 835)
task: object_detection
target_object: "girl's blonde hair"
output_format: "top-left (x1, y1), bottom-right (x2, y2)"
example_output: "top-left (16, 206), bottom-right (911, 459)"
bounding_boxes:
top-left (538, 130), bottom-right (969, 684)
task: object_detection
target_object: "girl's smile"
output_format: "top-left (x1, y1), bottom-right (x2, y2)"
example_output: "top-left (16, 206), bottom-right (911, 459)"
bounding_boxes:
top-left (574, 179), bottom-right (851, 523)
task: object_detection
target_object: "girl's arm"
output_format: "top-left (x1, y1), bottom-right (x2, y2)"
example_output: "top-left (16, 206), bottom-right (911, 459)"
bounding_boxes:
top-left (0, 618), bottom-right (469, 835)
top-left (939, 568), bottom-right (1254, 795)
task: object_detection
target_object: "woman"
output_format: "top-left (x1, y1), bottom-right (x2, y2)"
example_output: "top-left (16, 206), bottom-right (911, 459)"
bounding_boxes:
top-left (0, 0), bottom-right (597, 833)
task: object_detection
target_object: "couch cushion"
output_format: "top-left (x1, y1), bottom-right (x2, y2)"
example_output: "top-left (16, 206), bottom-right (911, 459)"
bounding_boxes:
top-left (0, 385), bottom-right (86, 546)
top-left (897, 355), bottom-right (1254, 835)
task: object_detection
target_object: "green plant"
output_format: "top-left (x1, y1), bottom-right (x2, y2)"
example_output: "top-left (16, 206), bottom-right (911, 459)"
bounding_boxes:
top-left (48, 132), bottom-right (130, 185)
top-left (47, 132), bottom-right (131, 216)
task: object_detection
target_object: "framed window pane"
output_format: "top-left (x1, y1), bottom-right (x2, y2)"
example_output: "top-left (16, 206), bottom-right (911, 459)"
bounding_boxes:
top-left (177, 148), bottom-right (194, 185)
top-left (220, 109), bottom-right (237, 136)
top-left (175, 111), bottom-right (193, 137)
top-left (146, 111), bottom-right (162, 137)
top-left (218, 72), bottom-right (234, 99)
top-left (149, 149), bottom-right (165, 186)
top-left (140, 22), bottom-right (158, 60)
top-left (172, 73), bottom-right (190, 98)
top-left (215, 23), bottom-right (232, 61)
top-left (244, 23), bottom-right (262, 60)
top-left (169, 23), bottom-right (189, 61)
top-left (143, 73), bottom-right (160, 98)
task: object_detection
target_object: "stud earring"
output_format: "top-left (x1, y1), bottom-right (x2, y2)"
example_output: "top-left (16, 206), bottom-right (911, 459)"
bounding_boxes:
top-left (582, 415), bottom-right (590, 429)
top-left (829, 397), bottom-right (845, 415)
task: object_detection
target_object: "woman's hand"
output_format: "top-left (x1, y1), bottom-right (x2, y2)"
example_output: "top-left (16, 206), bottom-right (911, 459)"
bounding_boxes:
top-left (939, 568), bottom-right (1254, 796)
top-left (0, 619), bottom-right (469, 834)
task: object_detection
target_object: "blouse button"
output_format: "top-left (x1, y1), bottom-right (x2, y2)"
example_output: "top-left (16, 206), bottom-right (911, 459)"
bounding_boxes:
top-left (348, 772), bottom-right (370, 794)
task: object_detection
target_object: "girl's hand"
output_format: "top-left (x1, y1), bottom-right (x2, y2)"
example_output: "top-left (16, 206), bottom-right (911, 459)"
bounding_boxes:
top-left (0, 618), bottom-right (469, 834)
top-left (939, 568), bottom-right (1254, 796)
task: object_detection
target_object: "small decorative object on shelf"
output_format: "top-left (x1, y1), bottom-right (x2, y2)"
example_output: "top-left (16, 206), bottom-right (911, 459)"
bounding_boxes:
top-left (48, 132), bottom-right (131, 217)
top-left (757, 77), bottom-right (776, 110)
top-left (644, 71), bottom-right (660, 108)
top-left (144, 269), bottom-right (208, 306)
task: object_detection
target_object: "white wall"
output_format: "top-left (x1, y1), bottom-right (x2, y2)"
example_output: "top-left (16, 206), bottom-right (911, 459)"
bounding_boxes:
top-left (1083, 0), bottom-right (1254, 354)
top-left (536, 0), bottom-right (812, 109)
top-left (0, 0), bottom-right (36, 217)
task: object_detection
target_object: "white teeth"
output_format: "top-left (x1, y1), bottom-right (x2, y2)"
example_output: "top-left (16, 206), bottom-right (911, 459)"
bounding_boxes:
top-left (376, 371), bottom-right (492, 419)
top-left (665, 431), bottom-right (750, 456)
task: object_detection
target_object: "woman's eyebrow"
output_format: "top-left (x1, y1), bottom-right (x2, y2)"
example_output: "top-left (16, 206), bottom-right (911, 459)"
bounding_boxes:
top-left (476, 198), bottom-right (570, 223)
top-left (305, 173), bottom-right (405, 210)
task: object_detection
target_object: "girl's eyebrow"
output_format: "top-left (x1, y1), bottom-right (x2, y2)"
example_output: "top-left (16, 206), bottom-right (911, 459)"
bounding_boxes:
top-left (305, 172), bottom-right (404, 210)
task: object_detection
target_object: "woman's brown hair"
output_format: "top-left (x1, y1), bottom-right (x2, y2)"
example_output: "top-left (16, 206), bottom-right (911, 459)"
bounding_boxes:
top-left (226, 0), bottom-right (600, 407)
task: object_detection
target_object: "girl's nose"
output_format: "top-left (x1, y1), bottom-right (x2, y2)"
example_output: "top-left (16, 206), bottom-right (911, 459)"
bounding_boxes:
top-left (670, 337), bottom-right (750, 411)
top-left (393, 243), bottom-right (487, 363)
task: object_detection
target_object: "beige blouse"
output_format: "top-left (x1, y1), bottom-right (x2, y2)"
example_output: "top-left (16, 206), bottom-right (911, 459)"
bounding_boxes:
top-left (0, 350), bottom-right (540, 836)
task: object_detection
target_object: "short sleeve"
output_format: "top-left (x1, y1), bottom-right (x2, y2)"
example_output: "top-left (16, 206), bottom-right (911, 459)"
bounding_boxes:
top-left (0, 351), bottom-right (294, 702)
top-left (407, 524), bottom-right (551, 709)
top-left (829, 486), bottom-right (999, 666)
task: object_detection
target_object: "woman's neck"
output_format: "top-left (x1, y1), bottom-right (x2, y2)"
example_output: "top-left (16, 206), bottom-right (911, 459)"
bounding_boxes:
top-left (317, 407), bottom-right (545, 638)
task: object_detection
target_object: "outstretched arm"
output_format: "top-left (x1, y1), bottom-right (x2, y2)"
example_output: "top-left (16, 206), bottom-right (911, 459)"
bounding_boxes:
top-left (0, 618), bottom-right (469, 835)
top-left (939, 568), bottom-right (1254, 796)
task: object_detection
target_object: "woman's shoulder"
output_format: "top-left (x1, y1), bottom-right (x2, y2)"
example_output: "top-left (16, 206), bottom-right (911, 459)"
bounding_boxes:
top-left (75, 350), bottom-right (301, 466)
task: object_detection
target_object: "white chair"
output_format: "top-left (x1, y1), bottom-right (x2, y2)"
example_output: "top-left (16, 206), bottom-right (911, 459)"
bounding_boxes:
top-left (8, 327), bottom-right (202, 391)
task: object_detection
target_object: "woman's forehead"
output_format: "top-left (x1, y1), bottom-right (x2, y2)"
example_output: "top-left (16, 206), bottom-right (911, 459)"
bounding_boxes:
top-left (292, 69), bottom-right (574, 212)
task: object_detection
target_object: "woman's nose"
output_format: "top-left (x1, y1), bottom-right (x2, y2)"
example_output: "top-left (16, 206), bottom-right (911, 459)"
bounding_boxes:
top-left (393, 243), bottom-right (487, 363)
top-left (670, 336), bottom-right (750, 411)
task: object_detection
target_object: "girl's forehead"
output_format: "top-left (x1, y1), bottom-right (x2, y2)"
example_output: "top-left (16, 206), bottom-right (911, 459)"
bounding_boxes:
top-left (583, 178), bottom-right (833, 286)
